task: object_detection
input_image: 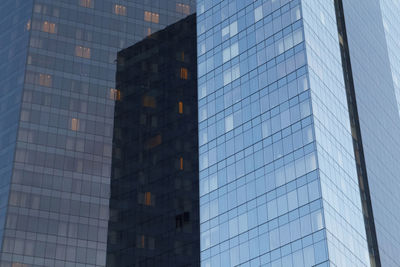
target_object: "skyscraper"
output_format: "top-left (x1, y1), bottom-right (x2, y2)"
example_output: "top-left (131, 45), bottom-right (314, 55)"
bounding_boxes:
top-left (197, 0), bottom-right (400, 267)
top-left (2, 0), bottom-right (400, 266)
top-left (0, 0), bottom-right (194, 266)
top-left (107, 14), bottom-right (199, 267)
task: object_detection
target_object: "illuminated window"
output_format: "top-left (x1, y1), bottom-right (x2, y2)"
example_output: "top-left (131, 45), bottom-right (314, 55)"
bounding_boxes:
top-left (146, 135), bottom-right (162, 149)
top-left (145, 192), bottom-right (152, 206)
top-left (71, 118), bottom-right (79, 131)
top-left (180, 68), bottom-right (188, 80)
top-left (179, 101), bottom-right (183, 114)
top-left (75, 46), bottom-right (91, 58)
top-left (114, 4), bottom-right (127, 16)
top-left (110, 88), bottom-right (121, 100)
top-left (39, 74), bottom-right (52, 87)
top-left (142, 95), bottom-right (156, 108)
top-left (176, 3), bottom-right (190, 15)
top-left (12, 263), bottom-right (28, 267)
top-left (146, 27), bottom-right (152, 36)
top-left (79, 0), bottom-right (93, 8)
top-left (42, 21), bottom-right (56, 33)
top-left (144, 11), bottom-right (159, 23)
top-left (180, 157), bottom-right (184, 170)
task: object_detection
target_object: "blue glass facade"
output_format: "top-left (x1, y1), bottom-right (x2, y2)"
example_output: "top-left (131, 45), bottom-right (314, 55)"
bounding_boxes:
top-left (197, 0), bottom-right (371, 266)
top-left (0, 0), bottom-right (34, 250)
top-left (342, 0), bottom-right (400, 266)
top-left (380, 0), bottom-right (400, 115)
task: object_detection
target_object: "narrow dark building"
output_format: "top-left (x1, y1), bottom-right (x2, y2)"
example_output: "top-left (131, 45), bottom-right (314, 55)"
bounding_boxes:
top-left (107, 14), bottom-right (199, 267)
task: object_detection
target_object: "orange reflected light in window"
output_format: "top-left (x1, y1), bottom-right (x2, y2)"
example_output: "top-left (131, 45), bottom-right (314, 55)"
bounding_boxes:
top-left (179, 101), bottom-right (183, 114)
top-left (180, 68), bottom-right (188, 80)
top-left (144, 11), bottom-right (159, 23)
top-left (146, 135), bottom-right (162, 149)
top-left (75, 46), bottom-right (91, 58)
top-left (71, 118), bottom-right (79, 131)
top-left (114, 4), bottom-right (127, 16)
top-left (79, 0), bottom-right (93, 8)
top-left (180, 157), bottom-right (184, 170)
top-left (39, 74), bottom-right (52, 87)
top-left (110, 88), bottom-right (121, 100)
top-left (42, 21), bottom-right (56, 33)
top-left (143, 95), bottom-right (156, 108)
top-left (176, 3), bottom-right (190, 15)
top-left (140, 235), bottom-right (145, 248)
top-left (145, 192), bottom-right (152, 206)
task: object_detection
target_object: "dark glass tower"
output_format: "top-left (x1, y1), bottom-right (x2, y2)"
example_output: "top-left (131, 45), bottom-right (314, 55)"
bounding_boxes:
top-left (106, 15), bottom-right (199, 267)
top-left (0, 0), bottom-right (194, 266)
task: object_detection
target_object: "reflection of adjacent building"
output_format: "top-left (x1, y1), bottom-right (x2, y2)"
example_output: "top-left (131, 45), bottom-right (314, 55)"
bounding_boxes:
top-left (107, 14), bottom-right (199, 267)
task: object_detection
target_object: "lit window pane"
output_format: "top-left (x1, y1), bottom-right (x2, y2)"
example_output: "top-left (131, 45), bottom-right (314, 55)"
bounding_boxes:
top-left (114, 5), bottom-right (127, 16)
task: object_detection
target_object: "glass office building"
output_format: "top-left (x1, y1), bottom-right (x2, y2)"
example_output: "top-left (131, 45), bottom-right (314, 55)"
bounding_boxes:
top-left (1, 0), bottom-right (400, 267)
top-left (341, 0), bottom-right (400, 266)
top-left (106, 14), bottom-right (199, 267)
top-left (0, 0), bottom-right (194, 266)
top-left (197, 0), bottom-right (400, 267)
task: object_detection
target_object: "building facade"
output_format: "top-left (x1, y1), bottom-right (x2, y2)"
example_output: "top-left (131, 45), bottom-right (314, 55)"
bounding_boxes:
top-left (197, 0), bottom-right (400, 267)
top-left (0, 0), bottom-right (194, 266)
top-left (106, 15), bottom-right (199, 267)
top-left (341, 0), bottom-right (400, 266)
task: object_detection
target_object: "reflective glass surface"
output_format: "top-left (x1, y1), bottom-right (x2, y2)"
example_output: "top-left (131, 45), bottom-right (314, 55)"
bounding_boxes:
top-left (0, 0), bottom-right (34, 251)
top-left (0, 0), bottom-right (194, 266)
top-left (197, 0), bottom-right (332, 266)
top-left (380, 0), bottom-right (400, 116)
top-left (196, 0), bottom-right (372, 266)
top-left (107, 15), bottom-right (199, 267)
top-left (342, 1), bottom-right (400, 266)
top-left (302, 1), bottom-right (370, 266)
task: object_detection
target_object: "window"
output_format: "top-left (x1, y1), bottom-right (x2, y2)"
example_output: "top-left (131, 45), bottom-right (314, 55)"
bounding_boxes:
top-left (176, 212), bottom-right (190, 229)
top-left (222, 21), bottom-right (238, 41)
top-left (254, 6), bottom-right (263, 22)
top-left (110, 88), bottom-right (121, 100)
top-left (75, 46), bottom-right (91, 58)
top-left (136, 235), bottom-right (145, 248)
top-left (142, 95), bottom-right (156, 107)
top-left (180, 157), bottom-right (184, 170)
top-left (144, 11), bottom-right (159, 23)
top-left (42, 21), bottom-right (56, 33)
top-left (79, 0), bottom-right (93, 8)
top-left (225, 115), bottom-right (233, 132)
top-left (39, 74), bottom-right (52, 87)
top-left (138, 192), bottom-right (155, 206)
top-left (114, 4), bottom-right (127, 16)
top-left (222, 42), bottom-right (239, 63)
top-left (71, 118), bottom-right (79, 131)
top-left (146, 135), bottom-right (162, 149)
top-left (178, 101), bottom-right (183, 114)
top-left (144, 192), bottom-right (152, 206)
top-left (176, 3), bottom-right (190, 14)
top-left (180, 67), bottom-right (188, 80)
top-left (146, 27), bottom-right (152, 36)
top-left (178, 51), bottom-right (185, 62)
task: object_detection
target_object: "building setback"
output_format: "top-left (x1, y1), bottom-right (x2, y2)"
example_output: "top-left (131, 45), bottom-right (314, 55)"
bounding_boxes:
top-left (107, 14), bottom-right (199, 267)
